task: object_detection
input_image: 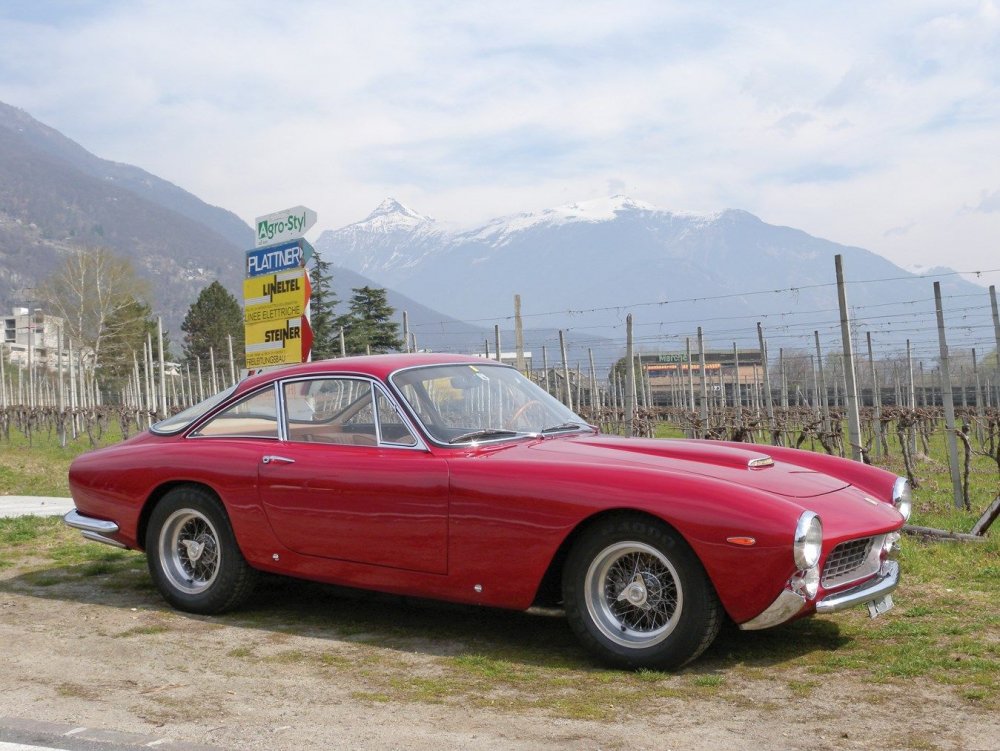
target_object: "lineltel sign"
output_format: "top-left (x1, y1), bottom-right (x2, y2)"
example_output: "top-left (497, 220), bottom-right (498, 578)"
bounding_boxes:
top-left (243, 267), bottom-right (312, 368)
top-left (255, 205), bottom-right (317, 247)
top-left (245, 238), bottom-right (315, 278)
top-left (243, 268), bottom-right (309, 323)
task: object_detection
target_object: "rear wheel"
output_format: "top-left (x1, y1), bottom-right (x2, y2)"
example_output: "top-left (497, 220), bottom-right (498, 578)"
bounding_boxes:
top-left (563, 516), bottom-right (723, 670)
top-left (146, 486), bottom-right (257, 614)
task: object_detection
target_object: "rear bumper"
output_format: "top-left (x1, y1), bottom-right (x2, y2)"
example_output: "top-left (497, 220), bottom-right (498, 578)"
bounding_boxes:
top-left (63, 509), bottom-right (128, 549)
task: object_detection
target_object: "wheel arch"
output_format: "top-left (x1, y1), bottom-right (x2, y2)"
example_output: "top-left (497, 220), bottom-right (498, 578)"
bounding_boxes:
top-left (532, 508), bottom-right (707, 608)
top-left (138, 480), bottom-right (223, 552)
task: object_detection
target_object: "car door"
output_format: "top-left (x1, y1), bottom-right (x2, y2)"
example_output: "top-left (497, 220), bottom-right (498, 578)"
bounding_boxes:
top-left (257, 376), bottom-right (449, 574)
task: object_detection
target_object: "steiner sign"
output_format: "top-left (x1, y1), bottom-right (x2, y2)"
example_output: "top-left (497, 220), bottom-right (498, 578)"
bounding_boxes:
top-left (245, 315), bottom-right (313, 369)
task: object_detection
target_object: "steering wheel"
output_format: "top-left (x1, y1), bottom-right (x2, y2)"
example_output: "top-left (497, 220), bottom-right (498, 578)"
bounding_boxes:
top-left (507, 400), bottom-right (545, 430)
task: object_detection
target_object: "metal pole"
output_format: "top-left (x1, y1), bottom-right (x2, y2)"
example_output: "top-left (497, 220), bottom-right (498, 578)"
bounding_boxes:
top-left (157, 317), bottom-right (167, 415)
top-left (686, 337), bottom-right (694, 413)
top-left (625, 316), bottom-right (635, 437)
top-left (697, 327), bottom-right (708, 436)
top-left (991, 286), bottom-right (1000, 379)
top-left (559, 329), bottom-right (573, 412)
top-left (227, 334), bottom-right (236, 384)
top-left (757, 323), bottom-right (775, 444)
top-left (733, 343), bottom-right (742, 431)
top-left (514, 295), bottom-right (525, 372)
top-left (867, 332), bottom-right (882, 462)
top-left (814, 331), bottom-right (830, 432)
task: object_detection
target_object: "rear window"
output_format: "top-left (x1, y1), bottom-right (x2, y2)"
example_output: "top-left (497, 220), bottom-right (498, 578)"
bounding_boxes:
top-left (150, 383), bottom-right (240, 435)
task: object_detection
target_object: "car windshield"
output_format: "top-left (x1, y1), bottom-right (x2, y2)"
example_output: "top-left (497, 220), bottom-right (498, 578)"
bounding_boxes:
top-left (150, 383), bottom-right (240, 435)
top-left (390, 363), bottom-right (590, 445)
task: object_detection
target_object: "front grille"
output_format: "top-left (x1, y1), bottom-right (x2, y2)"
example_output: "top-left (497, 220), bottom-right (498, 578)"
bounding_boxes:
top-left (822, 537), bottom-right (880, 588)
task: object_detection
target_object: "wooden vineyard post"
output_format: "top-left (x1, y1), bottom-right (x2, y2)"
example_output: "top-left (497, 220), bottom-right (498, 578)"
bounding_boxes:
top-left (934, 282), bottom-right (964, 510)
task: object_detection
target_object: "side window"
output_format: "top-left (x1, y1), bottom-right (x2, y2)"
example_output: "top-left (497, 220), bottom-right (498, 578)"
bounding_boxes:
top-left (193, 387), bottom-right (278, 439)
top-left (283, 378), bottom-right (378, 446)
top-left (375, 390), bottom-right (418, 447)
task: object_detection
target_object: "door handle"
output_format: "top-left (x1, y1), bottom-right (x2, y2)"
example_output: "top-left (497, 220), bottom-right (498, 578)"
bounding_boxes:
top-left (262, 455), bottom-right (296, 465)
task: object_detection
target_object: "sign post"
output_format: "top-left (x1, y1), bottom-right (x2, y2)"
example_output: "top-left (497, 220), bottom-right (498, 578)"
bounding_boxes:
top-left (243, 206), bottom-right (317, 371)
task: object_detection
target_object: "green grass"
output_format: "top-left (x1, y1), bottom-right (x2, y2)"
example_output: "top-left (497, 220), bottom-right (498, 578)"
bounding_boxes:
top-left (0, 422), bottom-right (127, 497)
top-left (0, 417), bottom-right (996, 719)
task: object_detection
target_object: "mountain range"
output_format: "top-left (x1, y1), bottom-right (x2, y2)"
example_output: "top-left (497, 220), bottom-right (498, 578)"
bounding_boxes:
top-left (2, 99), bottom-right (993, 371)
top-left (315, 196), bottom-right (994, 363)
top-left (0, 101), bottom-right (473, 346)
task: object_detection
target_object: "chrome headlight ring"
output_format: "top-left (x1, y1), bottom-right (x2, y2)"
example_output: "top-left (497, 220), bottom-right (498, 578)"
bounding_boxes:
top-left (793, 511), bottom-right (823, 571)
top-left (892, 477), bottom-right (912, 522)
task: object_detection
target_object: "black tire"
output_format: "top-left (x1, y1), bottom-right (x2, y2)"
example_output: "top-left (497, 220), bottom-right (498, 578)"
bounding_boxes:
top-left (562, 515), bottom-right (723, 670)
top-left (145, 485), bottom-right (258, 614)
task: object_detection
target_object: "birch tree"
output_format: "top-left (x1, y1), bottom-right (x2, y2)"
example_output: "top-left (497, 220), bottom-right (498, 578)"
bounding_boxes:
top-left (40, 247), bottom-right (149, 370)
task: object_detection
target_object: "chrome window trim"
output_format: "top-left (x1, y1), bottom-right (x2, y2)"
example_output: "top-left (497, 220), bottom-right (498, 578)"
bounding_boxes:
top-left (277, 374), bottom-right (428, 452)
top-left (387, 361), bottom-right (585, 449)
top-left (185, 382), bottom-right (281, 441)
top-left (151, 382), bottom-right (241, 435)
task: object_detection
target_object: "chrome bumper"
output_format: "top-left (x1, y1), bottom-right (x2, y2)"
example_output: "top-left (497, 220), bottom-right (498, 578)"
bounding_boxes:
top-left (815, 560), bottom-right (899, 614)
top-left (741, 560), bottom-right (900, 630)
top-left (63, 509), bottom-right (128, 549)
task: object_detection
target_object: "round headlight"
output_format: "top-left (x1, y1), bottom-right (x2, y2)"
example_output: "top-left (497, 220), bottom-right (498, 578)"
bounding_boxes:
top-left (892, 477), bottom-right (912, 521)
top-left (793, 511), bottom-right (823, 570)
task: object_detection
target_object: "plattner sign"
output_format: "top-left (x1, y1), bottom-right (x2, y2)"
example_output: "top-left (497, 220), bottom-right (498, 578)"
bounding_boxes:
top-left (245, 238), bottom-right (314, 277)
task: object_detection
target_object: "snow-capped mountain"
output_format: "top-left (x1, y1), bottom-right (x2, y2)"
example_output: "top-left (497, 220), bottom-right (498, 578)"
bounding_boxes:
top-left (316, 196), bottom-right (990, 352)
top-left (328, 198), bottom-right (447, 278)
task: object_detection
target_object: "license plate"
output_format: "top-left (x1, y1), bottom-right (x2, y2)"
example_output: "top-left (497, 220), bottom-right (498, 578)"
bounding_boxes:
top-left (866, 593), bottom-right (894, 619)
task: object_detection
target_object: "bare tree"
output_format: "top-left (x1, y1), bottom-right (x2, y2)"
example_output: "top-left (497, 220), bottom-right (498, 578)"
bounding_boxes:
top-left (40, 247), bottom-right (150, 370)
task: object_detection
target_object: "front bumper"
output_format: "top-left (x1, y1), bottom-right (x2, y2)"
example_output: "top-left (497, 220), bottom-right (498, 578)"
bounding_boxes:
top-left (815, 560), bottom-right (899, 614)
top-left (63, 509), bottom-right (127, 549)
top-left (740, 560), bottom-right (900, 630)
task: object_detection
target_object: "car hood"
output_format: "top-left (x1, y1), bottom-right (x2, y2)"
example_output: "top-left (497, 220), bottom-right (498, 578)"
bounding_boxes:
top-left (517, 434), bottom-right (849, 499)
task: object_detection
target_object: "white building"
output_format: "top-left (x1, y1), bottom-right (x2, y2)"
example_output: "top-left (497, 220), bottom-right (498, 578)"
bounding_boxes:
top-left (2, 307), bottom-right (64, 368)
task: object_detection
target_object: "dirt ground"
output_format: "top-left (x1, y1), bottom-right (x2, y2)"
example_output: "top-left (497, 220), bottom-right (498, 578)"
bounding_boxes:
top-left (1, 557), bottom-right (997, 751)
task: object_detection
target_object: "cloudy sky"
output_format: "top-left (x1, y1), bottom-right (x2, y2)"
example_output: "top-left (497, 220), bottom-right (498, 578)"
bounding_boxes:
top-left (1, 1), bottom-right (998, 284)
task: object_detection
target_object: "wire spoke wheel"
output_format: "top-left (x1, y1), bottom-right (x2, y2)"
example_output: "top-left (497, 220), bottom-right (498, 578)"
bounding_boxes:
top-left (158, 508), bottom-right (221, 595)
top-left (584, 541), bottom-right (683, 648)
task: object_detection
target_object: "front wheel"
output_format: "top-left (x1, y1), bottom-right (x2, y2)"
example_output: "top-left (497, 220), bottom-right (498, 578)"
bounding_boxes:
top-left (563, 516), bottom-right (723, 670)
top-left (145, 486), bottom-right (257, 614)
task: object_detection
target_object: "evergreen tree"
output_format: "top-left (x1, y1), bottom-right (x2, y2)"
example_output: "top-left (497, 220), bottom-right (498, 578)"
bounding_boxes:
top-left (309, 251), bottom-right (340, 360)
top-left (181, 281), bottom-right (244, 366)
top-left (337, 286), bottom-right (402, 355)
top-left (97, 296), bottom-right (166, 390)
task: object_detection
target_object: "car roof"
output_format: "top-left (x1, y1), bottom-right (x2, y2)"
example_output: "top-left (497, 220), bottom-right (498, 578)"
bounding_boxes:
top-left (237, 352), bottom-right (505, 392)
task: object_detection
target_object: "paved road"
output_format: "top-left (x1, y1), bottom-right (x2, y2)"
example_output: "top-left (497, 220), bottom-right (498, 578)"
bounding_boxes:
top-left (0, 717), bottom-right (221, 750)
top-left (0, 497), bottom-right (73, 518)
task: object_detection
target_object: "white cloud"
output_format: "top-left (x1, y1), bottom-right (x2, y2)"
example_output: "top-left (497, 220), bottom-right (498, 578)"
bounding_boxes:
top-left (0, 1), bottom-right (998, 284)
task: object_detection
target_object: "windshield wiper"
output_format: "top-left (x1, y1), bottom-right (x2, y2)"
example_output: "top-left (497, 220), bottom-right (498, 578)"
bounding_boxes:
top-left (448, 429), bottom-right (523, 444)
top-left (540, 422), bottom-right (591, 434)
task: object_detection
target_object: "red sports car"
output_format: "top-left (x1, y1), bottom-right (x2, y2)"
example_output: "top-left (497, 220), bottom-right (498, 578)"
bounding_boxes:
top-left (66, 353), bottom-right (908, 669)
